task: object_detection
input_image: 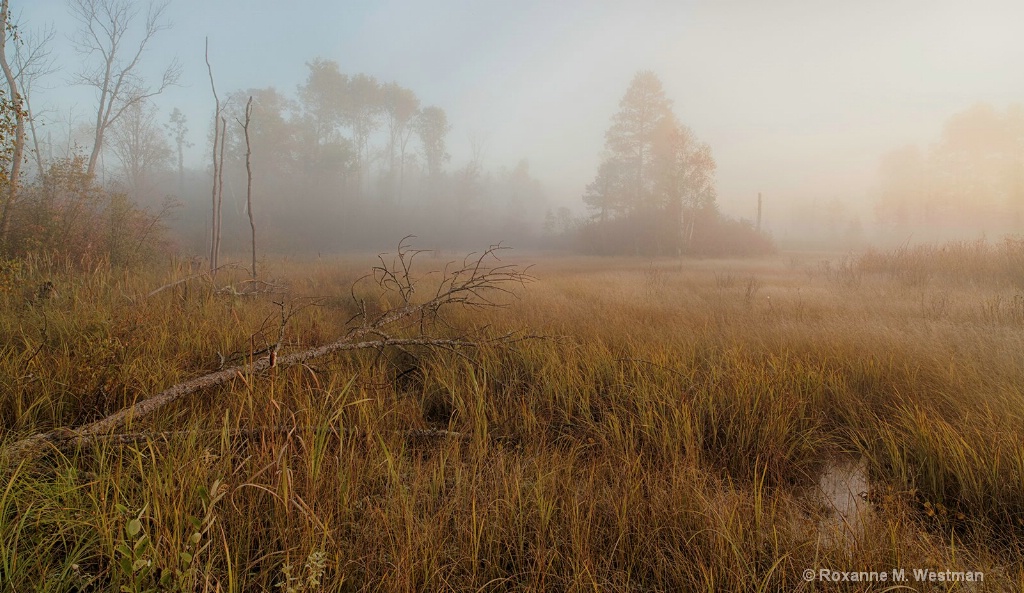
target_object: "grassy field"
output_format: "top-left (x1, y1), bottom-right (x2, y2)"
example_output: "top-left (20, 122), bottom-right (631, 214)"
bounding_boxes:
top-left (1, 240), bottom-right (1023, 591)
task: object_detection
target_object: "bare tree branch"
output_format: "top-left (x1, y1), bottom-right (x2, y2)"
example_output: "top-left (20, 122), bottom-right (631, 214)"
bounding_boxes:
top-left (2, 242), bottom-right (537, 465)
top-left (68, 0), bottom-right (180, 178)
top-left (11, 21), bottom-right (58, 177)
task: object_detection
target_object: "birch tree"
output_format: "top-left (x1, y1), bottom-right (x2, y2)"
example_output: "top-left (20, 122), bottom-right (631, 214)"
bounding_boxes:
top-left (10, 20), bottom-right (57, 180)
top-left (0, 0), bottom-right (26, 248)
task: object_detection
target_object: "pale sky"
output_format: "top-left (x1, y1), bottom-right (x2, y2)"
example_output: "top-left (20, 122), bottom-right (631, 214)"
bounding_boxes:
top-left (15, 0), bottom-right (1024, 221)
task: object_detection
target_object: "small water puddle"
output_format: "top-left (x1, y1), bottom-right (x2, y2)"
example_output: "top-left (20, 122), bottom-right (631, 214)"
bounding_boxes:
top-left (815, 458), bottom-right (871, 547)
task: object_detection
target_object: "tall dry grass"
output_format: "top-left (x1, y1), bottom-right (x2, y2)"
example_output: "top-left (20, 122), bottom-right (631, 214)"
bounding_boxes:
top-left (0, 244), bottom-right (1022, 591)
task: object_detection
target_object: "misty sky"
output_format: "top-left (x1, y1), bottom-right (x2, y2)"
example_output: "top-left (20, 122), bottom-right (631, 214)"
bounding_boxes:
top-left (16, 0), bottom-right (1024, 222)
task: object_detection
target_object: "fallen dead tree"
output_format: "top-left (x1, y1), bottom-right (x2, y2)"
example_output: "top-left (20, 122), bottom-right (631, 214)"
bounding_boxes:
top-left (3, 239), bottom-right (534, 465)
top-left (59, 426), bottom-right (470, 446)
top-left (30, 426), bottom-right (524, 451)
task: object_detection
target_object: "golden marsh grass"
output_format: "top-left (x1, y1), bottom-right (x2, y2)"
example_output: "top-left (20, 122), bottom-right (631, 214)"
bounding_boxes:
top-left (1, 245), bottom-right (1022, 591)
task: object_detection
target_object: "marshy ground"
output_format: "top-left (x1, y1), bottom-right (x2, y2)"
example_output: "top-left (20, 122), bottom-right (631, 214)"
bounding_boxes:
top-left (1, 241), bottom-right (1023, 591)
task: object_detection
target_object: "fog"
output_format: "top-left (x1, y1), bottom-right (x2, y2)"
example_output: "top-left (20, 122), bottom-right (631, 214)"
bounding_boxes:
top-left (14, 0), bottom-right (1024, 252)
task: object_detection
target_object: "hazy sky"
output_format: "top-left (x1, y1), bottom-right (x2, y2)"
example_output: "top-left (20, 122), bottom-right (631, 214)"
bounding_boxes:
top-left (16, 0), bottom-right (1024, 221)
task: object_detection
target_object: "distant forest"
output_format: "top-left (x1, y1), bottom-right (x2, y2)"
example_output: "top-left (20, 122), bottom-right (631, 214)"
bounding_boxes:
top-left (0, 0), bottom-right (555, 261)
top-left (0, 0), bottom-right (778, 262)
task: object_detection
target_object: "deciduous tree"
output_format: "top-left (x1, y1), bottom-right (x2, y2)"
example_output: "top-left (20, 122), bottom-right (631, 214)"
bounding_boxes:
top-left (164, 107), bottom-right (191, 191)
top-left (296, 59), bottom-right (358, 196)
top-left (652, 116), bottom-right (716, 250)
top-left (297, 58), bottom-right (346, 164)
top-left (381, 81), bottom-right (419, 202)
top-left (10, 19), bottom-right (57, 181)
top-left (875, 104), bottom-right (1024, 235)
top-left (341, 73), bottom-right (381, 195)
top-left (0, 0), bottom-right (27, 249)
top-left (69, 0), bottom-right (181, 178)
top-left (416, 106), bottom-right (450, 184)
top-left (108, 99), bottom-right (172, 200)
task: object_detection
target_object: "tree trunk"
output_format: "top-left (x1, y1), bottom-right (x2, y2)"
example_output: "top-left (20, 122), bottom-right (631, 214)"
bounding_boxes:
top-left (242, 96), bottom-right (256, 279)
top-left (0, 0), bottom-right (26, 250)
top-left (215, 117), bottom-right (226, 269)
top-left (177, 141), bottom-right (184, 192)
top-left (205, 38), bottom-right (222, 275)
top-left (86, 126), bottom-right (103, 178)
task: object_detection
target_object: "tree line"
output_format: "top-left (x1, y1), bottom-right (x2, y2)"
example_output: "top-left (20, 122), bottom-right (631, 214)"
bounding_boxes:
top-left (0, 0), bottom-right (553, 261)
top-left (0, 1), bottom-right (782, 264)
top-left (188, 65), bottom-right (549, 254)
top-left (875, 103), bottom-right (1024, 241)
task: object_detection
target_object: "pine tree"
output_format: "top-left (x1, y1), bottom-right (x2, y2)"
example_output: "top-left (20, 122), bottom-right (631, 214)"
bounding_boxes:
top-left (603, 70), bottom-right (673, 212)
top-left (583, 70), bottom-right (719, 255)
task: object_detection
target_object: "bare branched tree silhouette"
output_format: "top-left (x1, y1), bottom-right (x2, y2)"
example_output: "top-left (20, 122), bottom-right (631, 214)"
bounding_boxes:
top-left (68, 0), bottom-right (181, 178)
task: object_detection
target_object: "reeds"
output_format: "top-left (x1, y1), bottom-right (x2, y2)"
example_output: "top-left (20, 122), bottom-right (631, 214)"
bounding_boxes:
top-left (1, 243), bottom-right (1022, 591)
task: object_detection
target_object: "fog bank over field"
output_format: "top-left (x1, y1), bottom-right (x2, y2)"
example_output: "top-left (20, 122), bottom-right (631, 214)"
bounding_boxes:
top-left (12, 0), bottom-right (1024, 252)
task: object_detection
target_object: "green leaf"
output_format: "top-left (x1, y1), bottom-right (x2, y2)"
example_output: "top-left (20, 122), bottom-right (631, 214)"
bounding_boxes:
top-left (132, 558), bottom-right (150, 572)
top-left (126, 519), bottom-right (142, 537)
top-left (189, 531), bottom-right (202, 545)
top-left (116, 543), bottom-right (133, 559)
top-left (115, 503), bottom-right (129, 514)
top-left (179, 551), bottom-right (193, 565)
top-left (119, 555), bottom-right (133, 576)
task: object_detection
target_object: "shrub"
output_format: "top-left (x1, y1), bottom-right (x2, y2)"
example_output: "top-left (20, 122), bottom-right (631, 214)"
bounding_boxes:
top-left (5, 155), bottom-right (175, 267)
top-left (576, 208), bottom-right (775, 257)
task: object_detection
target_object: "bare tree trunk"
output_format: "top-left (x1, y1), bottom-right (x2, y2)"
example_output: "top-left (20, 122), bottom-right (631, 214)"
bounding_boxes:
top-left (176, 139), bottom-right (184, 192)
top-left (0, 0), bottom-right (26, 250)
top-left (27, 105), bottom-right (44, 179)
top-left (397, 125), bottom-right (416, 204)
top-left (686, 208), bottom-right (696, 247)
top-left (241, 96), bottom-right (256, 279)
top-left (205, 38), bottom-right (221, 275)
top-left (87, 113), bottom-right (105, 178)
top-left (216, 116), bottom-right (226, 268)
top-left (398, 146), bottom-right (407, 203)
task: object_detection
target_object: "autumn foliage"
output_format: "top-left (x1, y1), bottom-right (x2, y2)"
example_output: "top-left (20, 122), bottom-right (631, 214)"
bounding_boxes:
top-left (4, 154), bottom-right (172, 266)
top-left (579, 71), bottom-right (774, 256)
